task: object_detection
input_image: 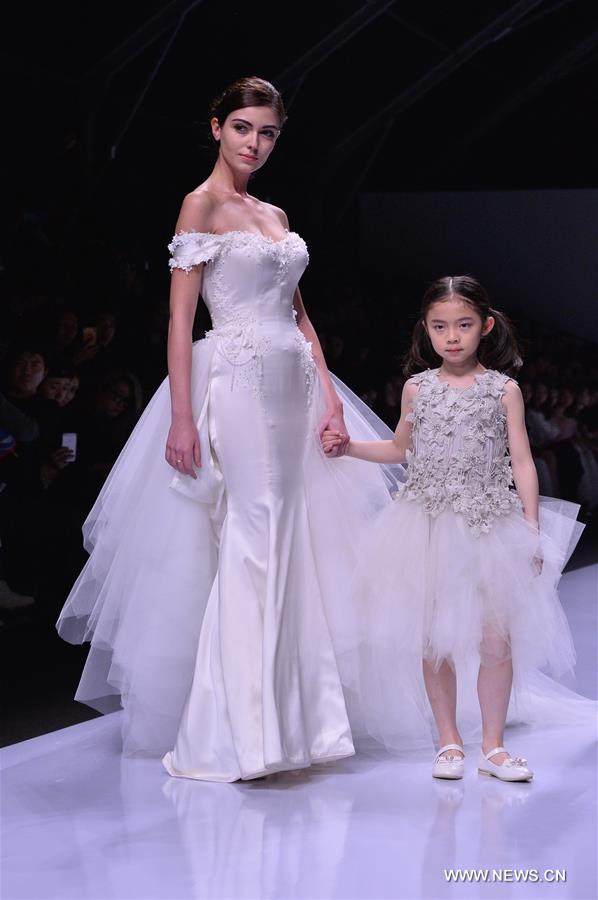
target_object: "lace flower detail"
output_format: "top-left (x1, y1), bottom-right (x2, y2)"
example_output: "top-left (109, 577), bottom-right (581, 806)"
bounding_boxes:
top-left (207, 312), bottom-right (271, 400)
top-left (401, 369), bottom-right (520, 535)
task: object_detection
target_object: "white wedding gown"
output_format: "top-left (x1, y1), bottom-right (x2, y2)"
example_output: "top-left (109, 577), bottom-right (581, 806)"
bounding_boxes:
top-left (57, 229), bottom-right (404, 782)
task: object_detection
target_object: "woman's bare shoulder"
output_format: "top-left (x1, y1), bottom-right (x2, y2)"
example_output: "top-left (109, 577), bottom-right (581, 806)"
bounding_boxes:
top-left (264, 201), bottom-right (289, 229)
top-left (246, 195), bottom-right (289, 230)
top-left (175, 188), bottom-right (218, 233)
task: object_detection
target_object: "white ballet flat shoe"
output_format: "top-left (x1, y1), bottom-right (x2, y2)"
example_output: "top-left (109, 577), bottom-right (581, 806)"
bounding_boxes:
top-left (478, 746), bottom-right (533, 782)
top-left (432, 743), bottom-right (465, 779)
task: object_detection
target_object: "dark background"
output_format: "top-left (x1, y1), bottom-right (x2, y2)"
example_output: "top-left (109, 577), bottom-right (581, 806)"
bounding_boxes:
top-left (2, 0), bottom-right (597, 745)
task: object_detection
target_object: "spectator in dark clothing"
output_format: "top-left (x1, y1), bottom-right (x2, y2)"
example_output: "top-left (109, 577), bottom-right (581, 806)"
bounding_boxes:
top-left (0, 392), bottom-right (40, 610)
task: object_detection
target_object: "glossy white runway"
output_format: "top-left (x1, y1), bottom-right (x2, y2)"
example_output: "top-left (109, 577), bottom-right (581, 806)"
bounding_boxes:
top-left (2, 565), bottom-right (597, 900)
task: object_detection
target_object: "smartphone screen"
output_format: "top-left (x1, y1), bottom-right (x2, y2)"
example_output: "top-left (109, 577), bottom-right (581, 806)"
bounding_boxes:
top-left (61, 433), bottom-right (77, 461)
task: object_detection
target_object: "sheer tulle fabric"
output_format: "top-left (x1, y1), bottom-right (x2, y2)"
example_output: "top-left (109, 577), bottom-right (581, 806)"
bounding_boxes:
top-left (345, 490), bottom-right (591, 751)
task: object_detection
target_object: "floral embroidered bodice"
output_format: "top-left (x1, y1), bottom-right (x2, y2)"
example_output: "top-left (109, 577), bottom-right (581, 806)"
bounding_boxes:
top-left (168, 230), bottom-right (315, 399)
top-left (403, 368), bottom-right (521, 534)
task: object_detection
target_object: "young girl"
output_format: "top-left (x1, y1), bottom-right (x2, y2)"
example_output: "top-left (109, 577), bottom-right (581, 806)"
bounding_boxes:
top-left (323, 276), bottom-right (585, 782)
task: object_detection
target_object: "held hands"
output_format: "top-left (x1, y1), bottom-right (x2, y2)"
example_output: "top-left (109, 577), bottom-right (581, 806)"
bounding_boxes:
top-left (319, 407), bottom-right (349, 458)
top-left (166, 417), bottom-right (201, 478)
top-left (321, 428), bottom-right (348, 457)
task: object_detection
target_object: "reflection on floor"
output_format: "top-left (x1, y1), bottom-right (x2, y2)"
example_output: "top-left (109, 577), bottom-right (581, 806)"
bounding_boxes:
top-left (2, 566), bottom-right (597, 900)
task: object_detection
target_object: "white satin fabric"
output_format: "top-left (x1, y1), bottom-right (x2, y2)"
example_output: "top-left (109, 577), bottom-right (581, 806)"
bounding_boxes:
top-left (57, 230), bottom-right (401, 782)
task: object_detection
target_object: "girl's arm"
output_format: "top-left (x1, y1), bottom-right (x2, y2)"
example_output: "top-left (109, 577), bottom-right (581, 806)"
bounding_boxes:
top-left (165, 192), bottom-right (213, 478)
top-left (503, 380), bottom-right (540, 526)
top-left (333, 380), bottom-right (416, 464)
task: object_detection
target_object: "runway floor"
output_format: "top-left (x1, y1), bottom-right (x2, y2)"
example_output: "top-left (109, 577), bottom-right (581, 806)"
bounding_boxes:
top-left (2, 565), bottom-right (597, 900)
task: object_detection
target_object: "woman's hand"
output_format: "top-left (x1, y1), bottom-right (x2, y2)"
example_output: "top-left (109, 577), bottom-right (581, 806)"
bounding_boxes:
top-left (319, 407), bottom-right (349, 457)
top-left (321, 428), bottom-right (347, 456)
top-left (166, 416), bottom-right (201, 478)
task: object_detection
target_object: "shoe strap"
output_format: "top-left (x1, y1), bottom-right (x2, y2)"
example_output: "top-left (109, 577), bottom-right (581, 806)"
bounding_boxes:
top-left (485, 746), bottom-right (507, 760)
top-left (437, 743), bottom-right (464, 758)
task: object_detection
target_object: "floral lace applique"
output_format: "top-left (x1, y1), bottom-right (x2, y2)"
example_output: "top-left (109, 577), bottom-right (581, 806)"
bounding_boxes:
top-left (206, 312), bottom-right (271, 400)
top-left (401, 369), bottom-right (521, 536)
top-left (294, 329), bottom-right (316, 406)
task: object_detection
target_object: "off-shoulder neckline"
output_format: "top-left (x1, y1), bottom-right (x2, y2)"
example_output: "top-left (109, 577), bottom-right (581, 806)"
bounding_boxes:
top-left (172, 229), bottom-right (300, 245)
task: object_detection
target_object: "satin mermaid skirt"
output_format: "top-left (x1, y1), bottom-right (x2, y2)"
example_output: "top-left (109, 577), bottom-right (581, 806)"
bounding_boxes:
top-left (57, 333), bottom-right (396, 780)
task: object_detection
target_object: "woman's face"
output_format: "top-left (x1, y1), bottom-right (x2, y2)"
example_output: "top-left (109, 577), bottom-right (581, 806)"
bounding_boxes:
top-left (98, 381), bottom-right (131, 418)
top-left (211, 105), bottom-right (281, 175)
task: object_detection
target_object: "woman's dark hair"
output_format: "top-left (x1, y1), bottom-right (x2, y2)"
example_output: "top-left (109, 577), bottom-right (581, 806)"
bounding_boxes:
top-left (404, 275), bottom-right (522, 377)
top-left (209, 76), bottom-right (286, 136)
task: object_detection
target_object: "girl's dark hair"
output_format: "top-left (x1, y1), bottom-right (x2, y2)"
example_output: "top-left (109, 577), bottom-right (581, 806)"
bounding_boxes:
top-left (404, 275), bottom-right (522, 377)
top-left (209, 76), bottom-right (286, 135)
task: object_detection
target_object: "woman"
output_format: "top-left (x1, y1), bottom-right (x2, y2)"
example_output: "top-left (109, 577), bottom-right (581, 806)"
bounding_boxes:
top-left (57, 77), bottom-right (401, 782)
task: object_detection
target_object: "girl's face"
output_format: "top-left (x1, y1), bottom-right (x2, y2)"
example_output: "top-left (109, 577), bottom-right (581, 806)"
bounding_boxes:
top-left (424, 296), bottom-right (494, 368)
top-left (211, 106), bottom-right (281, 176)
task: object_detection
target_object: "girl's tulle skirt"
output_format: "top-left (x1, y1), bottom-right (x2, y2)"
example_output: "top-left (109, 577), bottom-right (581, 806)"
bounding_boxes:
top-left (344, 489), bottom-right (595, 750)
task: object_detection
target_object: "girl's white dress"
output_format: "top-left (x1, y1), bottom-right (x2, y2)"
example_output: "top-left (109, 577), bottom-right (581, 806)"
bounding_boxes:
top-left (348, 367), bottom-right (592, 749)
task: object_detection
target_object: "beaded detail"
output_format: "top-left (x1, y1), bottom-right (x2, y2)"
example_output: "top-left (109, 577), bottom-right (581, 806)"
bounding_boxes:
top-left (294, 330), bottom-right (317, 406)
top-left (401, 369), bottom-right (521, 535)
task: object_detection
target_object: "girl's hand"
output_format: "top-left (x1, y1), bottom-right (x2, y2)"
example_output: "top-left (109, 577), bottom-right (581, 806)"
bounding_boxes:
top-left (321, 429), bottom-right (347, 456)
top-left (166, 417), bottom-right (201, 478)
top-left (319, 408), bottom-right (349, 457)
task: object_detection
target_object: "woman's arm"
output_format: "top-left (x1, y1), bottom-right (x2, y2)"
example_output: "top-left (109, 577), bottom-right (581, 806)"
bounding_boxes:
top-left (503, 381), bottom-right (540, 526)
top-left (293, 286), bottom-right (342, 417)
top-left (270, 205), bottom-right (347, 456)
top-left (293, 286), bottom-right (348, 456)
top-left (165, 192), bottom-right (213, 477)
